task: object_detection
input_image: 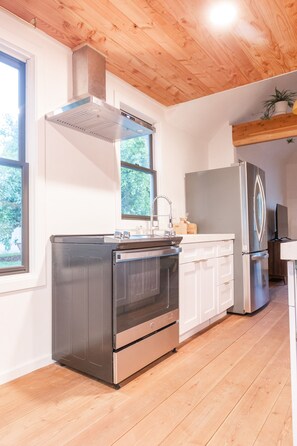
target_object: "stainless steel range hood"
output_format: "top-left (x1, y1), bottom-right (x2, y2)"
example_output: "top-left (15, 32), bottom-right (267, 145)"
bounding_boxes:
top-left (46, 45), bottom-right (155, 143)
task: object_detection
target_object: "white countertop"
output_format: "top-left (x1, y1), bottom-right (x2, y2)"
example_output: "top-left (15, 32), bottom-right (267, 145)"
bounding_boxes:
top-left (180, 234), bottom-right (235, 244)
top-left (281, 241), bottom-right (297, 260)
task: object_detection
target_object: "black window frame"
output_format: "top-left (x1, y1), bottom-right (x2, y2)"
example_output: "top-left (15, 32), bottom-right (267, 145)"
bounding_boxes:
top-left (121, 133), bottom-right (157, 220)
top-left (0, 51), bottom-right (29, 276)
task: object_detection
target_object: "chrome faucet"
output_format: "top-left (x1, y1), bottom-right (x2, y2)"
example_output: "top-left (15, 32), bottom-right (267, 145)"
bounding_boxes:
top-left (150, 195), bottom-right (175, 236)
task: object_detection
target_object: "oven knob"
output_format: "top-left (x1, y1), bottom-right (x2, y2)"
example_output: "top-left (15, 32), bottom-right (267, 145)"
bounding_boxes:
top-left (150, 322), bottom-right (155, 330)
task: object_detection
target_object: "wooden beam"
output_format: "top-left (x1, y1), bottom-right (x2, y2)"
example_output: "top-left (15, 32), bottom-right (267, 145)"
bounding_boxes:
top-left (232, 113), bottom-right (297, 147)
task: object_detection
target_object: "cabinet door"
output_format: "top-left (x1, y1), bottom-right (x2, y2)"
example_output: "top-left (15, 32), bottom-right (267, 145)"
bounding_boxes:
top-left (199, 258), bottom-right (217, 323)
top-left (179, 262), bottom-right (200, 335)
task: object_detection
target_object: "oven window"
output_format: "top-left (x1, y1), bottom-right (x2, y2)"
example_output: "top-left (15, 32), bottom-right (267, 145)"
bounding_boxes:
top-left (113, 254), bottom-right (179, 333)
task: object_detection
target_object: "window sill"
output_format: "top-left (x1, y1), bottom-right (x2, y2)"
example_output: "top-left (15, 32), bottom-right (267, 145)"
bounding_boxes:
top-left (122, 214), bottom-right (151, 221)
top-left (0, 267), bottom-right (46, 294)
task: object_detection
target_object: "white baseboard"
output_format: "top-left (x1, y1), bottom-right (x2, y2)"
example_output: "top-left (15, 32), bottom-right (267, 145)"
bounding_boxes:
top-left (0, 355), bottom-right (54, 385)
top-left (179, 311), bottom-right (227, 343)
top-left (210, 311), bottom-right (227, 324)
top-left (179, 320), bottom-right (210, 343)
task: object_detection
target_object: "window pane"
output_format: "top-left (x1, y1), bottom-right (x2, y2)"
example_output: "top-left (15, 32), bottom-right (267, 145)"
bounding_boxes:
top-left (121, 166), bottom-right (154, 217)
top-left (120, 135), bottom-right (151, 168)
top-left (0, 61), bottom-right (19, 160)
top-left (0, 165), bottom-right (22, 269)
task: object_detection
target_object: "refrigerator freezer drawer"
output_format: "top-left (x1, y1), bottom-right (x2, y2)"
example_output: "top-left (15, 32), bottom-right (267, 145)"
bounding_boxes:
top-left (243, 251), bottom-right (269, 313)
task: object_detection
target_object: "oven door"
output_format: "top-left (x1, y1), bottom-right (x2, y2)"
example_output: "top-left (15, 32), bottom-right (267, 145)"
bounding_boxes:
top-left (113, 246), bottom-right (180, 349)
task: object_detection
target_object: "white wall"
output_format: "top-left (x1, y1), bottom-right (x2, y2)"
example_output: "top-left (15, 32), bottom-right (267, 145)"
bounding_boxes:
top-left (0, 10), bottom-right (203, 384)
top-left (208, 122), bottom-right (235, 169)
top-left (0, 11), bottom-right (71, 384)
top-left (286, 151), bottom-right (297, 239)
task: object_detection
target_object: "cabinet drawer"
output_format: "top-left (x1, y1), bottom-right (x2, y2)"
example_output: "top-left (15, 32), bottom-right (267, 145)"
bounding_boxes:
top-left (218, 280), bottom-right (234, 313)
top-left (217, 255), bottom-right (234, 285)
top-left (217, 240), bottom-right (233, 257)
top-left (180, 242), bottom-right (217, 264)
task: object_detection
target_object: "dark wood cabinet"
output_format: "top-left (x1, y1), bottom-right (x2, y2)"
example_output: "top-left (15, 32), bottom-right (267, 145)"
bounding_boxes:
top-left (268, 240), bottom-right (288, 284)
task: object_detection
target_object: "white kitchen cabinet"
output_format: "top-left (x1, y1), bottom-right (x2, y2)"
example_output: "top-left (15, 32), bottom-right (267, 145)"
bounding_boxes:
top-left (217, 254), bottom-right (234, 313)
top-left (179, 241), bottom-right (217, 264)
top-left (217, 254), bottom-right (233, 284)
top-left (199, 258), bottom-right (217, 323)
top-left (217, 240), bottom-right (233, 257)
top-left (280, 242), bottom-right (297, 445)
top-left (217, 281), bottom-right (234, 313)
top-left (179, 236), bottom-right (234, 342)
top-left (179, 262), bottom-right (200, 333)
top-left (179, 258), bottom-right (217, 334)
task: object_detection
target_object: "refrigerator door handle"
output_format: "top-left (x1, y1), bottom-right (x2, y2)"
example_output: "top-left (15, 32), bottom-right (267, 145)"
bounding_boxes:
top-left (251, 252), bottom-right (269, 261)
top-left (259, 175), bottom-right (266, 241)
top-left (253, 173), bottom-right (266, 244)
top-left (261, 178), bottom-right (267, 243)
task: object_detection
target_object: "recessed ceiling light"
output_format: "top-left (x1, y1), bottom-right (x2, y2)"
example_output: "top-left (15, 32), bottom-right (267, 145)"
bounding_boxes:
top-left (209, 1), bottom-right (238, 28)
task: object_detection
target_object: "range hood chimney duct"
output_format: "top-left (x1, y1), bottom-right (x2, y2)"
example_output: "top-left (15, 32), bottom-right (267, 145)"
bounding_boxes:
top-left (46, 45), bottom-right (155, 143)
top-left (73, 45), bottom-right (106, 101)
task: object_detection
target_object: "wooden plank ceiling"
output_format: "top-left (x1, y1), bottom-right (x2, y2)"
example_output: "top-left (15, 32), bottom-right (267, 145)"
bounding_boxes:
top-left (1, 0), bottom-right (297, 106)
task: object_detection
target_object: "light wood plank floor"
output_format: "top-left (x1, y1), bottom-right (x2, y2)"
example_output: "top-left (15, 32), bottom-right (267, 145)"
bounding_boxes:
top-left (0, 283), bottom-right (293, 445)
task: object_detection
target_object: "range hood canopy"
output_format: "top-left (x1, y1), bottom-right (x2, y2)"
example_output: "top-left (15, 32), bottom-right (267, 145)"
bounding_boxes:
top-left (46, 45), bottom-right (156, 143)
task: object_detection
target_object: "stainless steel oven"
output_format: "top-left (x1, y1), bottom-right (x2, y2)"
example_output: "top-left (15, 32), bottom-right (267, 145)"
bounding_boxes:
top-left (51, 233), bottom-right (182, 387)
top-left (112, 245), bottom-right (180, 383)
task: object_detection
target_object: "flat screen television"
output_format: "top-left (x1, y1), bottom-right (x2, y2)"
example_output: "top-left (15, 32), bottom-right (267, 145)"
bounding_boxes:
top-left (275, 204), bottom-right (289, 240)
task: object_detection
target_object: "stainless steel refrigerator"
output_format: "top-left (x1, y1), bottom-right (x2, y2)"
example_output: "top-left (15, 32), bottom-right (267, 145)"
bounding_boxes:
top-left (185, 161), bottom-right (269, 314)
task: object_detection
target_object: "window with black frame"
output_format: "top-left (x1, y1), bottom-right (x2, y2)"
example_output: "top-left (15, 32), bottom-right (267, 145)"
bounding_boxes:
top-left (120, 134), bottom-right (156, 219)
top-left (0, 51), bottom-right (29, 275)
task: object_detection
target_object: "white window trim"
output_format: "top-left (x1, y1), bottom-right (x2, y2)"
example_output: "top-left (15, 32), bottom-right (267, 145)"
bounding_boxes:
top-left (115, 115), bottom-right (159, 231)
top-left (0, 43), bottom-right (46, 294)
top-left (105, 79), bottom-right (162, 231)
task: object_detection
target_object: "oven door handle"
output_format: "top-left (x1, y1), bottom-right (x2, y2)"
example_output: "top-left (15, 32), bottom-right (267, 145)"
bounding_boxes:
top-left (114, 246), bottom-right (181, 262)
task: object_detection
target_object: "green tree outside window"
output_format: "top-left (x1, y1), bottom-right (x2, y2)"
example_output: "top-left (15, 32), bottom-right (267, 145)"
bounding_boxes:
top-left (0, 51), bottom-right (28, 273)
top-left (120, 134), bottom-right (156, 219)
